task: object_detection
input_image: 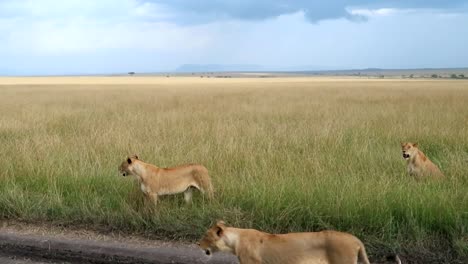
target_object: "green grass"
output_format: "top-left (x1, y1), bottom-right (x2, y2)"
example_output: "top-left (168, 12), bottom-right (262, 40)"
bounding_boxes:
top-left (1, 78), bottom-right (468, 261)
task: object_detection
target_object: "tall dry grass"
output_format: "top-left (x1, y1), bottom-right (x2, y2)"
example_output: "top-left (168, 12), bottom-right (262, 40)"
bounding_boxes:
top-left (0, 77), bottom-right (467, 260)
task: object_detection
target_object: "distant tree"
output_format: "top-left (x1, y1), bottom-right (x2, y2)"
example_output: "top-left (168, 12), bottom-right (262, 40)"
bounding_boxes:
top-left (409, 74), bottom-right (414, 78)
top-left (459, 74), bottom-right (465, 79)
top-left (450, 74), bottom-right (458, 79)
top-left (431, 74), bottom-right (438, 78)
top-left (128, 72), bottom-right (135, 76)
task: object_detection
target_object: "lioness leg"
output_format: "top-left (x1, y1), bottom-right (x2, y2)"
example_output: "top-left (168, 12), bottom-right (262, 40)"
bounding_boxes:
top-left (184, 187), bottom-right (193, 204)
top-left (149, 193), bottom-right (158, 204)
top-left (329, 255), bottom-right (359, 264)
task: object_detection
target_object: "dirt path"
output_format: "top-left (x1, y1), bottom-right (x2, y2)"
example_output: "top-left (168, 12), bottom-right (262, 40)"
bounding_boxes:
top-left (0, 221), bottom-right (236, 264)
top-left (0, 256), bottom-right (62, 264)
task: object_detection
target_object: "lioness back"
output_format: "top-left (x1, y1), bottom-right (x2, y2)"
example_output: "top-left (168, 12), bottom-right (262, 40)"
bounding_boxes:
top-left (158, 164), bottom-right (214, 198)
top-left (119, 156), bottom-right (214, 204)
top-left (199, 221), bottom-right (377, 264)
top-left (258, 231), bottom-right (365, 263)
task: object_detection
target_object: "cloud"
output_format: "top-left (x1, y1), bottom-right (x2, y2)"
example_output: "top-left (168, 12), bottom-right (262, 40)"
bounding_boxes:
top-left (0, 0), bottom-right (172, 21)
top-left (2, 0), bottom-right (467, 24)
top-left (148, 0), bottom-right (468, 23)
top-left (348, 8), bottom-right (400, 18)
top-left (5, 20), bottom-right (210, 54)
top-left (1, 0), bottom-right (467, 75)
top-left (0, 0), bottom-right (214, 55)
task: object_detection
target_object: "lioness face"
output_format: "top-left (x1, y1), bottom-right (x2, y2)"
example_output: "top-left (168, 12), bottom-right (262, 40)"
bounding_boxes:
top-left (118, 155), bottom-right (138, 177)
top-left (401, 142), bottom-right (418, 160)
top-left (198, 221), bottom-right (226, 256)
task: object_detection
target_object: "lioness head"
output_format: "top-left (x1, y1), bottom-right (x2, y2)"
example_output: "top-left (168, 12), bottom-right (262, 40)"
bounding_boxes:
top-left (401, 142), bottom-right (418, 160)
top-left (118, 154), bottom-right (139, 177)
top-left (198, 221), bottom-right (227, 256)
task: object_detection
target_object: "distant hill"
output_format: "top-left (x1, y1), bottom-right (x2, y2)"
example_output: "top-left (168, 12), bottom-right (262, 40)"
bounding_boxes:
top-left (293, 67), bottom-right (468, 77)
top-left (174, 65), bottom-right (468, 75)
top-left (175, 64), bottom-right (263, 72)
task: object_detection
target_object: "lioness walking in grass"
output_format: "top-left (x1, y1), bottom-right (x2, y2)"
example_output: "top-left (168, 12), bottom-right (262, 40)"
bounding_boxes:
top-left (198, 221), bottom-right (395, 264)
top-left (401, 142), bottom-right (445, 180)
top-left (118, 155), bottom-right (214, 204)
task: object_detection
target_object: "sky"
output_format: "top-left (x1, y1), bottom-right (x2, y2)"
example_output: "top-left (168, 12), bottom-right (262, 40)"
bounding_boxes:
top-left (1, 0), bottom-right (468, 75)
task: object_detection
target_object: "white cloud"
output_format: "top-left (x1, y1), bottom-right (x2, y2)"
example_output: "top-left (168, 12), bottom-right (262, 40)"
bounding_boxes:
top-left (3, 19), bottom-right (214, 54)
top-left (348, 7), bottom-right (468, 19)
top-left (348, 8), bottom-right (399, 17)
top-left (130, 1), bottom-right (174, 20)
top-left (0, 0), bottom-right (213, 55)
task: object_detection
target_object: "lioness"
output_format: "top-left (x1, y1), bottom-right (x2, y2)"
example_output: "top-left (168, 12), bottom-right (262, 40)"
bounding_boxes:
top-left (401, 142), bottom-right (444, 179)
top-left (118, 155), bottom-right (214, 204)
top-left (198, 221), bottom-right (384, 264)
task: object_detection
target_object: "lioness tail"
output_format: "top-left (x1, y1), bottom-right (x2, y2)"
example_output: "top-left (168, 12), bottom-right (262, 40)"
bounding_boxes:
top-left (193, 166), bottom-right (214, 199)
top-left (358, 243), bottom-right (371, 264)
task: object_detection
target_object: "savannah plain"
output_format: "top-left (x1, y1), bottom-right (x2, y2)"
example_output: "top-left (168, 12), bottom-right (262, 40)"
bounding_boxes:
top-left (0, 77), bottom-right (467, 262)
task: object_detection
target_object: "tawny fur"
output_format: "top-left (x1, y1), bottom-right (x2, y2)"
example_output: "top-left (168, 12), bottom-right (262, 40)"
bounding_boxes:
top-left (199, 221), bottom-right (374, 264)
top-left (118, 155), bottom-right (214, 204)
top-left (401, 142), bottom-right (444, 180)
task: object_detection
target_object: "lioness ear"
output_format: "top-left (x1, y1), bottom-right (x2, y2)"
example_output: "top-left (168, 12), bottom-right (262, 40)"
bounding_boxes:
top-left (412, 142), bottom-right (418, 147)
top-left (131, 154), bottom-right (139, 160)
top-left (215, 221), bottom-right (226, 237)
top-left (127, 158), bottom-right (132, 164)
top-left (215, 226), bottom-right (224, 237)
top-left (400, 142), bottom-right (405, 147)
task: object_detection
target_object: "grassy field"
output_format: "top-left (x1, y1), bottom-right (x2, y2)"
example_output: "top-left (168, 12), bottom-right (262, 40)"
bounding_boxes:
top-left (0, 77), bottom-right (467, 262)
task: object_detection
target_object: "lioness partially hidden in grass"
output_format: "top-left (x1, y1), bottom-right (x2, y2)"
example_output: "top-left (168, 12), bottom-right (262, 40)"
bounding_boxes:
top-left (198, 221), bottom-right (396, 264)
top-left (118, 155), bottom-right (214, 204)
top-left (401, 142), bottom-right (444, 180)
